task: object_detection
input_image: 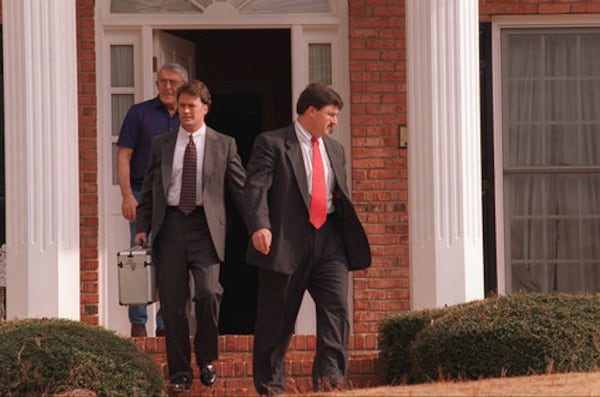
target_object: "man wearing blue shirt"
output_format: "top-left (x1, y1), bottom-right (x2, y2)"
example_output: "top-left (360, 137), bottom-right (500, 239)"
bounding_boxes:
top-left (117, 62), bottom-right (189, 337)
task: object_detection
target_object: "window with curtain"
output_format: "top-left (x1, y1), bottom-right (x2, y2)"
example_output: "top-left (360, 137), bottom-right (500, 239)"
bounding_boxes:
top-left (110, 45), bottom-right (135, 185)
top-left (309, 43), bottom-right (332, 85)
top-left (502, 29), bottom-right (600, 294)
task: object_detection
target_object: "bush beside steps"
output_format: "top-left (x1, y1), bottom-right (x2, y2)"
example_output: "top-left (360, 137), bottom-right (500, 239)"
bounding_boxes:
top-left (379, 293), bottom-right (600, 385)
top-left (0, 318), bottom-right (165, 396)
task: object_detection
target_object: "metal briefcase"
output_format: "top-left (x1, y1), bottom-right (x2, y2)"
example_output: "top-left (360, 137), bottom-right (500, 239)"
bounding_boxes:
top-left (117, 247), bottom-right (157, 306)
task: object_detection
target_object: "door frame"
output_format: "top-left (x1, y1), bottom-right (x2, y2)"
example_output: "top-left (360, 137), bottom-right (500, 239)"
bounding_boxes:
top-left (96, 1), bottom-right (351, 335)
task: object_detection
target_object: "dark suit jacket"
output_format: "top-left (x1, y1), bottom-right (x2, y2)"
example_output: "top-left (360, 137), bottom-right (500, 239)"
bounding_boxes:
top-left (245, 125), bottom-right (371, 274)
top-left (136, 127), bottom-right (246, 262)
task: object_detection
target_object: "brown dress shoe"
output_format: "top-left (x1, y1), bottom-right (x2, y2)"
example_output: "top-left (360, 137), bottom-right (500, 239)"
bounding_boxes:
top-left (130, 323), bottom-right (147, 337)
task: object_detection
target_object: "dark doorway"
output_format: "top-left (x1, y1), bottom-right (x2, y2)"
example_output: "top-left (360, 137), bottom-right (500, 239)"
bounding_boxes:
top-left (165, 29), bottom-right (292, 334)
top-left (480, 23), bottom-right (497, 296)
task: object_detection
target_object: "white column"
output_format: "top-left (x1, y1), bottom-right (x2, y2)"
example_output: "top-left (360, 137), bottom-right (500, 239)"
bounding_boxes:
top-left (407, 0), bottom-right (484, 309)
top-left (3, 0), bottom-right (80, 319)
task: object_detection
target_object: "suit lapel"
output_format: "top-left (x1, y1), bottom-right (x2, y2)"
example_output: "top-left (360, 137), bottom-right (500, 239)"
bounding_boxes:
top-left (161, 131), bottom-right (178, 196)
top-left (285, 127), bottom-right (311, 210)
top-left (202, 128), bottom-right (217, 197)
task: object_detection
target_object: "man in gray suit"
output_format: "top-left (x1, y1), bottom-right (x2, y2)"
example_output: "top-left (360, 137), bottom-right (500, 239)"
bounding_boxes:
top-left (135, 80), bottom-right (246, 391)
top-left (245, 83), bottom-right (371, 395)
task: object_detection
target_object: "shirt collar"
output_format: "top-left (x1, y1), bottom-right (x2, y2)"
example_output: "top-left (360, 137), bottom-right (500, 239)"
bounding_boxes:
top-left (178, 124), bottom-right (206, 142)
top-left (152, 96), bottom-right (169, 111)
top-left (294, 120), bottom-right (319, 145)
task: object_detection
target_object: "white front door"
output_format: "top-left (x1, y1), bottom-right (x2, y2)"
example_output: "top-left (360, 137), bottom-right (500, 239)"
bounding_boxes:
top-left (154, 31), bottom-right (196, 80)
top-left (99, 29), bottom-right (196, 336)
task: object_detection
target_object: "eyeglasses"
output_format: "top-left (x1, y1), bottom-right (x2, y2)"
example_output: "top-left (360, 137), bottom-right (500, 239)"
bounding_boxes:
top-left (157, 78), bottom-right (183, 87)
top-left (319, 109), bottom-right (339, 119)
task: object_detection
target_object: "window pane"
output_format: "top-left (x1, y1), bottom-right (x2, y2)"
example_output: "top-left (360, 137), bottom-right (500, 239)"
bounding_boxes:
top-left (309, 43), bottom-right (332, 85)
top-left (545, 35), bottom-right (578, 77)
top-left (110, 45), bottom-right (134, 87)
top-left (111, 0), bottom-right (331, 14)
top-left (581, 35), bottom-right (600, 77)
top-left (503, 29), bottom-right (600, 294)
top-left (111, 94), bottom-right (134, 136)
top-left (581, 80), bottom-right (600, 121)
top-left (239, 0), bottom-right (330, 13)
top-left (581, 124), bottom-right (600, 166)
top-left (111, 0), bottom-right (200, 13)
top-left (545, 80), bottom-right (578, 122)
top-left (506, 125), bottom-right (544, 166)
top-left (505, 173), bottom-right (600, 294)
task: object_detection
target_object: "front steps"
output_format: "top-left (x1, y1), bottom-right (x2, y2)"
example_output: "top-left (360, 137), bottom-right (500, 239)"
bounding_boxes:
top-left (134, 334), bottom-right (381, 396)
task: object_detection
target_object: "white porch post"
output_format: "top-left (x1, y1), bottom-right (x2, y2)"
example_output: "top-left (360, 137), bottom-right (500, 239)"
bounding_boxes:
top-left (407, 0), bottom-right (484, 309)
top-left (3, 0), bottom-right (80, 319)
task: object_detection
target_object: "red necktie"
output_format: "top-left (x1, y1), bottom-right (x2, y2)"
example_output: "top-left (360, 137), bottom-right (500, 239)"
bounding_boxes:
top-left (310, 137), bottom-right (327, 229)
top-left (179, 135), bottom-right (197, 215)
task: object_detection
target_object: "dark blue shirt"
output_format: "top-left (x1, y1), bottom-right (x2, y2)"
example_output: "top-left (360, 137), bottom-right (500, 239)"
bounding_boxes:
top-left (117, 96), bottom-right (180, 191)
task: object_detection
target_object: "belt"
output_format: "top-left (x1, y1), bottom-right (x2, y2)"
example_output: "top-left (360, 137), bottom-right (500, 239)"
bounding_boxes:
top-left (166, 205), bottom-right (204, 213)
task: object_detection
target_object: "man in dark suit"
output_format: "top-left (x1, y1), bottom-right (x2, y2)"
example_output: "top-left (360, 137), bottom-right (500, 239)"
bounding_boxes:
top-left (245, 83), bottom-right (371, 395)
top-left (135, 80), bottom-right (246, 391)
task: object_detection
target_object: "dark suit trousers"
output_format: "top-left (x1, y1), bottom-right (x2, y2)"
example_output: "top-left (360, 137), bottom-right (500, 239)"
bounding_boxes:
top-left (253, 216), bottom-right (350, 395)
top-left (154, 207), bottom-right (222, 381)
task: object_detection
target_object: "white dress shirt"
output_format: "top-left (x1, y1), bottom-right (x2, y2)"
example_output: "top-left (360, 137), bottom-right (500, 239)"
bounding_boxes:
top-left (167, 125), bottom-right (206, 207)
top-left (294, 120), bottom-right (335, 214)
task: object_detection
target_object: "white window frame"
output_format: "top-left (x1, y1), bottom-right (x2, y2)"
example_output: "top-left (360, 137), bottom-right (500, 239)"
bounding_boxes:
top-left (96, 0), bottom-right (341, 25)
top-left (492, 15), bottom-right (600, 294)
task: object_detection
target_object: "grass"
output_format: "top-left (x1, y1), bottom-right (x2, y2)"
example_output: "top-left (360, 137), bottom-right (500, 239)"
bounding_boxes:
top-left (308, 371), bottom-right (600, 396)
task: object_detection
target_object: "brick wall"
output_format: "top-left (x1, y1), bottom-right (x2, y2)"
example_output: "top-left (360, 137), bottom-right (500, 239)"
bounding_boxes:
top-left (77, 0), bottom-right (99, 326)
top-left (348, 0), bottom-right (410, 335)
top-left (480, 0), bottom-right (600, 18)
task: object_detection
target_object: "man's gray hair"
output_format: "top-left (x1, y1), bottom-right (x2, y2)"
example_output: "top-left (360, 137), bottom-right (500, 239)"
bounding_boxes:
top-left (159, 62), bottom-right (189, 83)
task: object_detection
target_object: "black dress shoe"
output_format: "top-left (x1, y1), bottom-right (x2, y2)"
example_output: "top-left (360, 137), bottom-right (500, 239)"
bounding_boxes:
top-left (169, 375), bottom-right (192, 391)
top-left (199, 362), bottom-right (217, 386)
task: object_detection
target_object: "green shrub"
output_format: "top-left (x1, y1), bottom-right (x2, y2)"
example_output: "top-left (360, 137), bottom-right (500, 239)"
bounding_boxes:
top-left (378, 306), bottom-right (448, 384)
top-left (0, 318), bottom-right (165, 396)
top-left (379, 293), bottom-right (600, 384)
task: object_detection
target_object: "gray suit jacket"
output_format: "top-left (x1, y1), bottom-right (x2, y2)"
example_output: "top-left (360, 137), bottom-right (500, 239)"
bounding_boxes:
top-left (245, 125), bottom-right (371, 274)
top-left (136, 127), bottom-right (246, 262)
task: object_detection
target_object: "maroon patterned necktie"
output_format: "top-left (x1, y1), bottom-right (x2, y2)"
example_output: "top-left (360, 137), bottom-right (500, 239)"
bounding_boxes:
top-left (310, 137), bottom-right (327, 229)
top-left (179, 135), bottom-right (197, 215)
